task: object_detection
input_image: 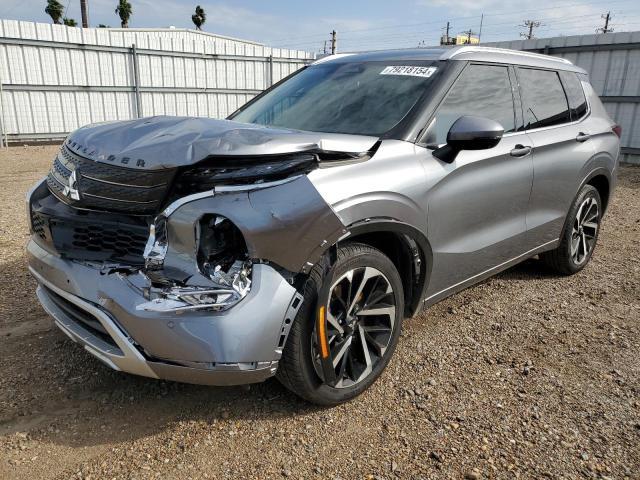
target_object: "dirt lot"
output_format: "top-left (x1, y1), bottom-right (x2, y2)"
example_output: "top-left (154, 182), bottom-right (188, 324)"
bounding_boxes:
top-left (0, 145), bottom-right (639, 480)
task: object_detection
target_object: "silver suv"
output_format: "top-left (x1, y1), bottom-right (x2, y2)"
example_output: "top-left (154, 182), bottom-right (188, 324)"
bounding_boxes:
top-left (27, 46), bottom-right (620, 405)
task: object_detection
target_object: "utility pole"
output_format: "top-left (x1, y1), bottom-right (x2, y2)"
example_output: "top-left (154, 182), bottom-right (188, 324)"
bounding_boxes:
top-left (440, 22), bottom-right (453, 45)
top-left (330, 30), bottom-right (337, 55)
top-left (520, 20), bottom-right (541, 40)
top-left (478, 14), bottom-right (484, 43)
top-left (597, 12), bottom-right (614, 33)
top-left (323, 40), bottom-right (328, 55)
top-left (460, 29), bottom-right (476, 44)
top-left (80, 0), bottom-right (89, 28)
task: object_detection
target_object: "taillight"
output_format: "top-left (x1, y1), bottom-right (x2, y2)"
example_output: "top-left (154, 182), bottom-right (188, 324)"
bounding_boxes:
top-left (612, 124), bottom-right (622, 138)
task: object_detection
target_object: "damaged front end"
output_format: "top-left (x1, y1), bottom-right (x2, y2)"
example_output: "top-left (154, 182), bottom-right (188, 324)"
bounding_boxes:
top-left (139, 214), bottom-right (253, 313)
top-left (26, 118), bottom-right (373, 383)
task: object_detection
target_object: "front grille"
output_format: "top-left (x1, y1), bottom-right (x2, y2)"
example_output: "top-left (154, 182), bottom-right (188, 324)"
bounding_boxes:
top-left (46, 144), bottom-right (175, 215)
top-left (31, 191), bottom-right (150, 265)
top-left (71, 224), bottom-right (148, 258)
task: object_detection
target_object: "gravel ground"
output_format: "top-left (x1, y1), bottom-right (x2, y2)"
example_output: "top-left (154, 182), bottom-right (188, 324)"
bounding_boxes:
top-left (1, 145), bottom-right (639, 480)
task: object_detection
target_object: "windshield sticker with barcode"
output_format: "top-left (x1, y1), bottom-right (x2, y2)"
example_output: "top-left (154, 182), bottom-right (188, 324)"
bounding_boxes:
top-left (380, 66), bottom-right (437, 78)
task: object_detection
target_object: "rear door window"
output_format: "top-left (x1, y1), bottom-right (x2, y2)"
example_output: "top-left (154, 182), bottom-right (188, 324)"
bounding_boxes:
top-left (559, 71), bottom-right (588, 121)
top-left (517, 68), bottom-right (571, 130)
top-left (427, 64), bottom-right (516, 144)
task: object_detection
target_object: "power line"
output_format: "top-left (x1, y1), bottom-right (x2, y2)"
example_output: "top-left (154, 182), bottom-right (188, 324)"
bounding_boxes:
top-left (266, 0), bottom-right (640, 46)
top-left (277, 6), bottom-right (640, 52)
top-left (465, 11), bottom-right (615, 29)
top-left (276, 10), bottom-right (638, 49)
top-left (329, 10), bottom-right (637, 48)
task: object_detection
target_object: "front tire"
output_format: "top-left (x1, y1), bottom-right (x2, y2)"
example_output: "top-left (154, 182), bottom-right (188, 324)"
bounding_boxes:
top-left (277, 242), bottom-right (404, 406)
top-left (541, 184), bottom-right (602, 275)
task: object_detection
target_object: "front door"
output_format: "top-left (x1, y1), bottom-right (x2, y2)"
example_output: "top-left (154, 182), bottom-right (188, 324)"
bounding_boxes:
top-left (420, 63), bottom-right (534, 300)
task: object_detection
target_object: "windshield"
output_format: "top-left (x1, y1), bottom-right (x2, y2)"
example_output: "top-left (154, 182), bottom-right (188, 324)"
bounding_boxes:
top-left (232, 61), bottom-right (440, 136)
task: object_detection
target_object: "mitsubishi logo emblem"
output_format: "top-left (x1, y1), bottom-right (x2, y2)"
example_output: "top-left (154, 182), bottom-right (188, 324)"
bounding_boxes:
top-left (63, 170), bottom-right (80, 201)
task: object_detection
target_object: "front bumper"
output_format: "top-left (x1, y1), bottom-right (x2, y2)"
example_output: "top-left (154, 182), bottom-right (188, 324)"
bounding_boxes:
top-left (28, 240), bottom-right (302, 386)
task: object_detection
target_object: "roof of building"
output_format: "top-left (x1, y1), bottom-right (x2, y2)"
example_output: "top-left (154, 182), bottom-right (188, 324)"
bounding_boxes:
top-left (314, 45), bottom-right (587, 73)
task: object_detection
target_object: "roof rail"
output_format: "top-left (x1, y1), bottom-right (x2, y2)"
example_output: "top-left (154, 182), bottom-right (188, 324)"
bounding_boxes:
top-left (444, 46), bottom-right (573, 65)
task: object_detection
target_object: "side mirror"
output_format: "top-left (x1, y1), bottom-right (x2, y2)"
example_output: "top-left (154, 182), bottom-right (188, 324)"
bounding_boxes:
top-left (433, 115), bottom-right (504, 163)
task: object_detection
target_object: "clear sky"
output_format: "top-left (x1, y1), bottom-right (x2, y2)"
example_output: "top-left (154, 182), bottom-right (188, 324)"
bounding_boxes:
top-left (2, 0), bottom-right (639, 52)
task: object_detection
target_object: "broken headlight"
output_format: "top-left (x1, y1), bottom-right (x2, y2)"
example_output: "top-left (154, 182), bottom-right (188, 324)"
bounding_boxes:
top-left (138, 215), bottom-right (252, 313)
top-left (197, 215), bottom-right (248, 278)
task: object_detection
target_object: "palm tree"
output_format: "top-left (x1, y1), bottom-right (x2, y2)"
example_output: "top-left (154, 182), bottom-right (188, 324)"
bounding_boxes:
top-left (63, 18), bottom-right (77, 27)
top-left (191, 5), bottom-right (206, 30)
top-left (115, 0), bottom-right (132, 28)
top-left (44, 0), bottom-right (64, 24)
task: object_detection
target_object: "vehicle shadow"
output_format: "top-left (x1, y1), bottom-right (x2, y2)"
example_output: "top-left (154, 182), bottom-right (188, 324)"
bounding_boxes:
top-left (495, 257), bottom-right (562, 281)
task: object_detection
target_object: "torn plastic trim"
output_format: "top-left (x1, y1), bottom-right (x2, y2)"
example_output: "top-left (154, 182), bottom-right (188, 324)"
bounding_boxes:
top-left (142, 217), bottom-right (168, 270)
top-left (316, 140), bottom-right (382, 167)
top-left (143, 176), bottom-right (302, 272)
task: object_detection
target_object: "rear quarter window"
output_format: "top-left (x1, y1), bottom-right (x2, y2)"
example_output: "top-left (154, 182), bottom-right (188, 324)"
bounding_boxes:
top-left (559, 71), bottom-right (589, 121)
top-left (517, 68), bottom-right (571, 130)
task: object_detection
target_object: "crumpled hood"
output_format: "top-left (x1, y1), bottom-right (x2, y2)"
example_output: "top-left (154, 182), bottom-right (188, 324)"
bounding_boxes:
top-left (65, 116), bottom-right (379, 170)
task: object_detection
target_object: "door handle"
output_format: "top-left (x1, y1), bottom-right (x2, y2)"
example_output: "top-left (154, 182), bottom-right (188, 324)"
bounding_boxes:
top-left (576, 132), bottom-right (591, 142)
top-left (510, 144), bottom-right (532, 157)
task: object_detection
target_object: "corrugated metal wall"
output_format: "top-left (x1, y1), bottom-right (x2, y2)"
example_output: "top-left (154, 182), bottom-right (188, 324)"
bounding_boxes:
top-left (486, 31), bottom-right (640, 165)
top-left (0, 20), bottom-right (314, 143)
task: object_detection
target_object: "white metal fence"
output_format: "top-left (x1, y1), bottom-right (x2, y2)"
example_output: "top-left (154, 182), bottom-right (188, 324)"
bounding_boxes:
top-left (0, 20), bottom-right (315, 143)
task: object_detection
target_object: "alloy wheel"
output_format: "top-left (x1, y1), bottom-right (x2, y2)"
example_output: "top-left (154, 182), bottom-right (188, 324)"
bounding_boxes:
top-left (571, 196), bottom-right (599, 265)
top-left (312, 266), bottom-right (396, 388)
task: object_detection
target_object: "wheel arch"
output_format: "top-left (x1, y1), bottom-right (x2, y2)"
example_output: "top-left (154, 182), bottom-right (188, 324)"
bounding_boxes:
top-left (578, 160), bottom-right (614, 215)
top-left (338, 219), bottom-right (432, 318)
top-left (584, 172), bottom-right (611, 213)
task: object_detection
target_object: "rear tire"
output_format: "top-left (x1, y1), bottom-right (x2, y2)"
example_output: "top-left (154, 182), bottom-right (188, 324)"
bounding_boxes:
top-left (541, 184), bottom-right (601, 275)
top-left (277, 242), bottom-right (404, 406)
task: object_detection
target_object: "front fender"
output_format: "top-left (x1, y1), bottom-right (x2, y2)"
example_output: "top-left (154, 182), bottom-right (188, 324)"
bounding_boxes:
top-left (162, 176), bottom-right (347, 280)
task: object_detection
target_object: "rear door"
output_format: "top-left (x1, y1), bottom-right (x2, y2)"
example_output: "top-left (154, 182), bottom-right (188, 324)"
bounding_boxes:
top-left (516, 67), bottom-right (596, 245)
top-left (421, 63), bottom-right (535, 299)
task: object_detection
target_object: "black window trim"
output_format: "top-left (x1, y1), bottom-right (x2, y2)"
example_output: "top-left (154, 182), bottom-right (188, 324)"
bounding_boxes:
top-left (513, 65), bottom-right (591, 134)
top-left (558, 70), bottom-right (590, 122)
